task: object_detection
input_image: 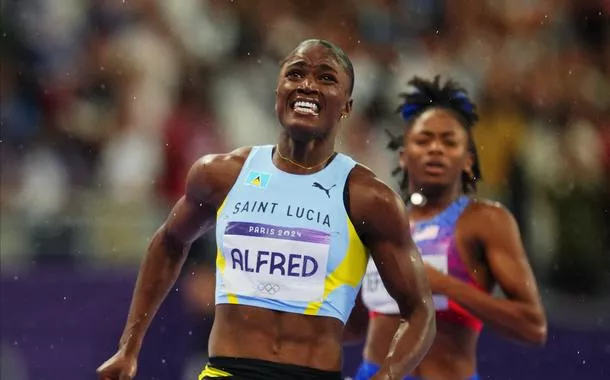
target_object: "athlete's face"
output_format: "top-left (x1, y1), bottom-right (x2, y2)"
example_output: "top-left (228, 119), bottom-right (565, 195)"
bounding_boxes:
top-left (400, 108), bottom-right (473, 192)
top-left (275, 43), bottom-right (352, 141)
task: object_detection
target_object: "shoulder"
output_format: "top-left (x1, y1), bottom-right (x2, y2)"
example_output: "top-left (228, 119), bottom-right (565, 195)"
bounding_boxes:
top-left (462, 197), bottom-right (516, 225)
top-left (348, 164), bottom-right (403, 213)
top-left (185, 146), bottom-right (253, 207)
top-left (347, 164), bottom-right (409, 241)
top-left (459, 197), bottom-right (520, 239)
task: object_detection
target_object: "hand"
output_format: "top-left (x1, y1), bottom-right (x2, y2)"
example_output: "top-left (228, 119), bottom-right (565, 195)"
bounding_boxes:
top-left (96, 350), bottom-right (138, 380)
top-left (424, 264), bottom-right (450, 294)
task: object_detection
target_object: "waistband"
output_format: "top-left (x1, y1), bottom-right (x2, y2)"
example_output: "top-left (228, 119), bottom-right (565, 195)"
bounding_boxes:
top-left (200, 356), bottom-right (342, 380)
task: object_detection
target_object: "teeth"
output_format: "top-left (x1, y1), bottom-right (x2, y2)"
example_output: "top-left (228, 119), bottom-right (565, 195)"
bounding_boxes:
top-left (293, 101), bottom-right (319, 113)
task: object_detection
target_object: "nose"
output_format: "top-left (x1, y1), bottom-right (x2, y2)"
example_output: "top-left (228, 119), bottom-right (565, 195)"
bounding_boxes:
top-left (428, 139), bottom-right (444, 155)
top-left (297, 77), bottom-right (320, 95)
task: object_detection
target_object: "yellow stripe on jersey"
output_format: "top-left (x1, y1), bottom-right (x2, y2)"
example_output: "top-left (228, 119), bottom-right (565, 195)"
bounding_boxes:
top-left (216, 198), bottom-right (238, 304)
top-left (304, 215), bottom-right (367, 315)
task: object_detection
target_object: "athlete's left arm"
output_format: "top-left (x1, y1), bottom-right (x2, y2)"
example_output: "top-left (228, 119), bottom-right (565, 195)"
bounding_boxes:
top-left (430, 204), bottom-right (547, 345)
top-left (350, 170), bottom-right (436, 379)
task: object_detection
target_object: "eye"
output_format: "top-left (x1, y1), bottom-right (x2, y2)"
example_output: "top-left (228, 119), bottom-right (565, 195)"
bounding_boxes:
top-left (286, 70), bottom-right (303, 79)
top-left (412, 137), bottom-right (429, 146)
top-left (320, 73), bottom-right (337, 82)
top-left (444, 139), bottom-right (458, 147)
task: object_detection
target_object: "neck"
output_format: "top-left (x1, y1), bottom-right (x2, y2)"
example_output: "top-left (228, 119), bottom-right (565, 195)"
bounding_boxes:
top-left (274, 131), bottom-right (336, 173)
top-left (407, 181), bottom-right (463, 220)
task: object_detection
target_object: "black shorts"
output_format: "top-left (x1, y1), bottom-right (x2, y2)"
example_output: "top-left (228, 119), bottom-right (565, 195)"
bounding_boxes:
top-left (199, 356), bottom-right (342, 380)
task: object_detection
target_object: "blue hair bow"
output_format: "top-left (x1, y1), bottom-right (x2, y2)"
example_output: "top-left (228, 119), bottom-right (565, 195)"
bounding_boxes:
top-left (452, 92), bottom-right (475, 113)
top-left (400, 104), bottom-right (421, 121)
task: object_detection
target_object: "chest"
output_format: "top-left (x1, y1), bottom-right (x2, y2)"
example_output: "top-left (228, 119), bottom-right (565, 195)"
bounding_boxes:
top-left (413, 222), bottom-right (488, 287)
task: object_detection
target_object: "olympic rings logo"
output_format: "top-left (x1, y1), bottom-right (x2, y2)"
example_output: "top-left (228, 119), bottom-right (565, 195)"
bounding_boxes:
top-left (257, 282), bottom-right (281, 294)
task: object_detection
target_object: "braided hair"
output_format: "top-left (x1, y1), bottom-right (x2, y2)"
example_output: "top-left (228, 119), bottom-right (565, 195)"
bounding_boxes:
top-left (387, 75), bottom-right (482, 199)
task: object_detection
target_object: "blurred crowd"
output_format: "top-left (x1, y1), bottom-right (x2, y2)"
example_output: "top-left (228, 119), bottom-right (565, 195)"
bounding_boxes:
top-left (1, 0), bottom-right (609, 326)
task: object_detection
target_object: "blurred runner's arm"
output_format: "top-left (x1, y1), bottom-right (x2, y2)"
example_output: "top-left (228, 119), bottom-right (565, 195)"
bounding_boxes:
top-left (427, 204), bottom-right (547, 345)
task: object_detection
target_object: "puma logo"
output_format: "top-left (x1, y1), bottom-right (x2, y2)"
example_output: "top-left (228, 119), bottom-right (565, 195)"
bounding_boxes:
top-left (312, 182), bottom-right (336, 198)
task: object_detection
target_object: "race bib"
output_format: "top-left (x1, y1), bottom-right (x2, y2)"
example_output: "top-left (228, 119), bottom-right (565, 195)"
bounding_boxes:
top-left (422, 253), bottom-right (449, 311)
top-left (361, 259), bottom-right (400, 314)
top-left (361, 252), bottom-right (450, 312)
top-left (220, 222), bottom-right (330, 303)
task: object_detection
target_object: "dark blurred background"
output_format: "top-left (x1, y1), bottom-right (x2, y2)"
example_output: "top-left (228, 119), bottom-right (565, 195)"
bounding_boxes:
top-left (1, 0), bottom-right (609, 379)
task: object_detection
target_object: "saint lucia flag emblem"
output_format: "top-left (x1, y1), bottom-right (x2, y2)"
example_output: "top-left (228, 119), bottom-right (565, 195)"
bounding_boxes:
top-left (245, 170), bottom-right (271, 189)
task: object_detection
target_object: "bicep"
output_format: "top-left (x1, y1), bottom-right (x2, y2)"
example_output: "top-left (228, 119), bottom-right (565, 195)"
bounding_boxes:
top-left (163, 195), bottom-right (217, 245)
top-left (163, 158), bottom-right (219, 245)
top-left (359, 188), bottom-right (431, 315)
top-left (483, 209), bottom-right (541, 305)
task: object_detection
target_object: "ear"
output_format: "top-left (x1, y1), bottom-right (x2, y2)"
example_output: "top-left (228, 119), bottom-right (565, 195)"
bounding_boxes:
top-left (398, 147), bottom-right (407, 171)
top-left (463, 151), bottom-right (474, 177)
top-left (342, 98), bottom-right (353, 119)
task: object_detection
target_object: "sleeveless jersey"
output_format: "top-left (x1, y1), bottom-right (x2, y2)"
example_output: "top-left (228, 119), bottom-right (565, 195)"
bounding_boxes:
top-left (361, 195), bottom-right (483, 331)
top-left (214, 145), bottom-right (368, 324)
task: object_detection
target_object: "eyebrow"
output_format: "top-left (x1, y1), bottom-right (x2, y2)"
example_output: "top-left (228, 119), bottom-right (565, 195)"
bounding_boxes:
top-left (285, 60), bottom-right (338, 73)
top-left (417, 130), bottom-right (457, 137)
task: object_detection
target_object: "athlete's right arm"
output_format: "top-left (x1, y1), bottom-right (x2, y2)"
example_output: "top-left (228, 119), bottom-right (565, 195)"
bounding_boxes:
top-left (97, 151), bottom-right (243, 380)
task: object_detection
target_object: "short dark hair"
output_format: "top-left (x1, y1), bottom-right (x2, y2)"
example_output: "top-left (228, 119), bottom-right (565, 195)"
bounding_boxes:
top-left (282, 39), bottom-right (354, 95)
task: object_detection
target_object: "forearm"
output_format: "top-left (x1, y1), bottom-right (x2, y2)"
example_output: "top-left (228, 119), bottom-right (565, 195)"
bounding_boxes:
top-left (377, 303), bottom-right (436, 379)
top-left (442, 277), bottom-right (546, 344)
top-left (118, 227), bottom-right (190, 355)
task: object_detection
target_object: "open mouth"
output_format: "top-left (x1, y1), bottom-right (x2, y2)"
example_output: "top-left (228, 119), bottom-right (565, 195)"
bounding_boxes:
top-left (423, 161), bottom-right (447, 174)
top-left (291, 99), bottom-right (320, 116)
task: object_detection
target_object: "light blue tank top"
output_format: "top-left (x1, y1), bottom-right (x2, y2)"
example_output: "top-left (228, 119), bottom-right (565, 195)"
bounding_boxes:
top-left (214, 145), bottom-right (368, 324)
